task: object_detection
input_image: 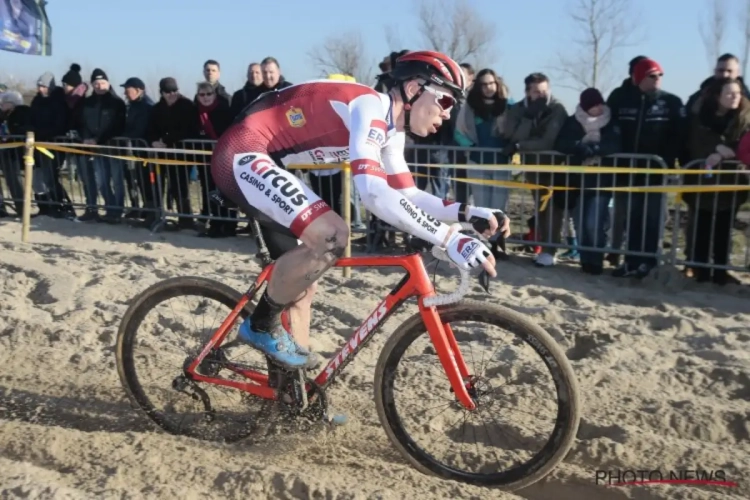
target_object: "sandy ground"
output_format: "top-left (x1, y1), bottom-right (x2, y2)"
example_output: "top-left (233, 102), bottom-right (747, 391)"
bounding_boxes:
top-left (0, 216), bottom-right (748, 500)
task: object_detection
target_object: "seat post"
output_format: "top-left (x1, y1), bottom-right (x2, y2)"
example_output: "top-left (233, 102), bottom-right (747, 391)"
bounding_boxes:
top-left (250, 218), bottom-right (274, 267)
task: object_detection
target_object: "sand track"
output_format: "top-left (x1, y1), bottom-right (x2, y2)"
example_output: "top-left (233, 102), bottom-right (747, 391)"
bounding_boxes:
top-left (1, 218), bottom-right (748, 499)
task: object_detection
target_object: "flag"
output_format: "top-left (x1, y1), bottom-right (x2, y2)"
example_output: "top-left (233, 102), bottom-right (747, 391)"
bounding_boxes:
top-left (0, 0), bottom-right (52, 56)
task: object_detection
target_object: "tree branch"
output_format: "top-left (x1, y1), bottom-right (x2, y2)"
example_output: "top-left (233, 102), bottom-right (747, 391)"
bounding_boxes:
top-left (549, 0), bottom-right (645, 96)
top-left (307, 32), bottom-right (374, 85)
top-left (413, 0), bottom-right (497, 67)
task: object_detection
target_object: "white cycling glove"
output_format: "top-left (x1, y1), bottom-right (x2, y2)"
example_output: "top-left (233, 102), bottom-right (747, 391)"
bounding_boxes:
top-left (465, 205), bottom-right (503, 222)
top-left (444, 229), bottom-right (493, 272)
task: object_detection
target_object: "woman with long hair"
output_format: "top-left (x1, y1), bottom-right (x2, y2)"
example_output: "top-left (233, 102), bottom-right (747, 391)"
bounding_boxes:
top-left (683, 76), bottom-right (750, 285)
top-left (454, 68), bottom-right (513, 213)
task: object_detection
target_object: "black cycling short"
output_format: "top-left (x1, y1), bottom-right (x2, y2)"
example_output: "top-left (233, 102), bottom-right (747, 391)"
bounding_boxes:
top-left (253, 212), bottom-right (300, 260)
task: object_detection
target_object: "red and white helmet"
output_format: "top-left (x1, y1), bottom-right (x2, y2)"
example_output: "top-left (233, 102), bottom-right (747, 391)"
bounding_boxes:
top-left (390, 50), bottom-right (467, 99)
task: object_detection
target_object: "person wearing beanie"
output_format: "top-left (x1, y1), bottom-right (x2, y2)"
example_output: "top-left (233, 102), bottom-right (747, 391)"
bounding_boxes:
top-left (29, 69), bottom-right (74, 219)
top-left (606, 56), bottom-right (686, 280)
top-left (79, 66), bottom-right (127, 223)
top-left (604, 55), bottom-right (649, 105)
top-left (62, 63), bottom-right (83, 88)
top-left (554, 87), bottom-right (622, 275)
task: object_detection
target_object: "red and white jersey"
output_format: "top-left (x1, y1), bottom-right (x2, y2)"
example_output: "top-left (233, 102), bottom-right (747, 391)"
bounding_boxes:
top-left (221, 80), bottom-right (468, 246)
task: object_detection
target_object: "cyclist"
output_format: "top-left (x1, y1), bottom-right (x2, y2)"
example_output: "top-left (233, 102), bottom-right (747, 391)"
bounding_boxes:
top-left (211, 50), bottom-right (511, 369)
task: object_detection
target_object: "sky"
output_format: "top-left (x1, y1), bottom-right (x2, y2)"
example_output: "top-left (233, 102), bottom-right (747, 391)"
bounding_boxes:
top-left (1, 0), bottom-right (749, 110)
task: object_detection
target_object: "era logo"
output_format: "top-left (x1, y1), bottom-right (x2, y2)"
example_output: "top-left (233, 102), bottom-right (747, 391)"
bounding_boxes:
top-left (366, 119), bottom-right (387, 148)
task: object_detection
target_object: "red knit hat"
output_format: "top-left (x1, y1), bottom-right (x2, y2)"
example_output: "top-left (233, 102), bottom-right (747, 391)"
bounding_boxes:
top-left (633, 58), bottom-right (663, 85)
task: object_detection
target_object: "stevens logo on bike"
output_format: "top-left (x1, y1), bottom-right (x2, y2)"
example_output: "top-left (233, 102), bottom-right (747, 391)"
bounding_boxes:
top-left (324, 299), bottom-right (388, 378)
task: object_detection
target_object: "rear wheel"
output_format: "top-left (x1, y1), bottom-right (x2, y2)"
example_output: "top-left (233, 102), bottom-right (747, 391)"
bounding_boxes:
top-left (115, 276), bottom-right (270, 443)
top-left (374, 300), bottom-right (580, 490)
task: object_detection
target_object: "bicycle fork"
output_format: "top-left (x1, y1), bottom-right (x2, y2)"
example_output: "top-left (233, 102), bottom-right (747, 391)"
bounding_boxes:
top-left (420, 306), bottom-right (476, 411)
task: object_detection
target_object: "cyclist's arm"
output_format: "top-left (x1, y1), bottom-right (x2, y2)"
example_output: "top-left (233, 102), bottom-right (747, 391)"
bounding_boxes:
top-left (381, 133), bottom-right (479, 222)
top-left (348, 95), bottom-right (455, 247)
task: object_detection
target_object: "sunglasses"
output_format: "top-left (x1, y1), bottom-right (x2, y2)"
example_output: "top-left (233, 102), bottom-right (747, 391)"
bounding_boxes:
top-left (648, 73), bottom-right (663, 80)
top-left (198, 92), bottom-right (214, 97)
top-left (422, 85), bottom-right (456, 111)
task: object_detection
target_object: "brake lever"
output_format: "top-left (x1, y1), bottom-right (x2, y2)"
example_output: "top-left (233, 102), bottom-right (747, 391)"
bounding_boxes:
top-left (477, 269), bottom-right (491, 293)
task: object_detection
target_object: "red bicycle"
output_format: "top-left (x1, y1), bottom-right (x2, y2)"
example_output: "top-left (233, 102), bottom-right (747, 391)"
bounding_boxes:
top-left (115, 219), bottom-right (580, 491)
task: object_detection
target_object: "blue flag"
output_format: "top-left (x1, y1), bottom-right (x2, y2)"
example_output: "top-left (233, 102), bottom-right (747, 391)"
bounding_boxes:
top-left (0, 0), bottom-right (52, 56)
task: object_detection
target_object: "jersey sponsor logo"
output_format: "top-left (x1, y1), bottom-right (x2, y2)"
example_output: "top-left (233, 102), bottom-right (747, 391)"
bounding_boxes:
top-left (238, 154), bottom-right (256, 165)
top-left (308, 148), bottom-right (349, 165)
top-left (286, 107), bottom-right (306, 128)
top-left (290, 199), bottom-right (331, 237)
top-left (324, 299), bottom-right (388, 378)
top-left (351, 159), bottom-right (386, 178)
top-left (398, 198), bottom-right (439, 235)
top-left (239, 171), bottom-right (266, 192)
top-left (248, 157), bottom-right (308, 207)
top-left (366, 119), bottom-right (387, 148)
top-left (457, 237), bottom-right (478, 260)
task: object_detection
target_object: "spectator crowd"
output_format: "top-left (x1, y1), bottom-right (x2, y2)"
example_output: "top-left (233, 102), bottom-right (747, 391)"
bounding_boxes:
top-left (1, 51), bottom-right (749, 286)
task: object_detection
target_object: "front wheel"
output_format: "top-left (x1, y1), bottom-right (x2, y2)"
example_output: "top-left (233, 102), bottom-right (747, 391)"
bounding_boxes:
top-left (373, 300), bottom-right (580, 490)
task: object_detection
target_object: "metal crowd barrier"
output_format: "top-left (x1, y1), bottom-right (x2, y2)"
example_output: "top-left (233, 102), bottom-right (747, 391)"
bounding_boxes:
top-left (2, 137), bottom-right (748, 276)
top-left (668, 159), bottom-right (750, 274)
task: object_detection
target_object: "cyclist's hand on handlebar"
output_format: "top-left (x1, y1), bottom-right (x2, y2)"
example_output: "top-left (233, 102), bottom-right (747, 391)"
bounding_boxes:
top-left (444, 229), bottom-right (497, 278)
top-left (466, 207), bottom-right (511, 239)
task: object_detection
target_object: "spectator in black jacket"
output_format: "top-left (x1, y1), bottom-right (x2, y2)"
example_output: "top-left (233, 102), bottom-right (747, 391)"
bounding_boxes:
top-left (79, 68), bottom-right (127, 222)
top-left (258, 57), bottom-right (294, 94)
top-left (120, 77), bottom-right (154, 220)
top-left (147, 77), bottom-right (201, 228)
top-left (0, 90), bottom-right (30, 217)
top-left (229, 63), bottom-right (263, 120)
top-left (604, 55), bottom-right (648, 264)
top-left (59, 63), bottom-right (93, 217)
top-left (685, 54), bottom-right (750, 114)
top-left (29, 71), bottom-right (74, 218)
top-left (607, 57), bottom-right (686, 279)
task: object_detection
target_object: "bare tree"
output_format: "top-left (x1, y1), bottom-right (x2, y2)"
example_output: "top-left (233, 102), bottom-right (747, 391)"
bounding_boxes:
top-left (741, 0), bottom-right (750, 76)
top-left (699, 0), bottom-right (728, 70)
top-left (308, 32), bottom-right (374, 84)
top-left (550, 0), bottom-right (645, 94)
top-left (413, 0), bottom-right (496, 67)
top-left (384, 25), bottom-right (403, 52)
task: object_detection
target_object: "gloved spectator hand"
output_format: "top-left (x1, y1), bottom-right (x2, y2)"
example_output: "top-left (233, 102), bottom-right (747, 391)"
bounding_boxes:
top-left (501, 142), bottom-right (518, 156)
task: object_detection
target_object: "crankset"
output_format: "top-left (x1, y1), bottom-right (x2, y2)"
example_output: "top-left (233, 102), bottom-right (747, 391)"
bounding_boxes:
top-left (267, 358), bottom-right (328, 424)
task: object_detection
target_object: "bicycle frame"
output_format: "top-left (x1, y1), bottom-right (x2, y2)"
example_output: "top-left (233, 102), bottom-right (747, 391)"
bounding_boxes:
top-left (185, 253), bottom-right (477, 410)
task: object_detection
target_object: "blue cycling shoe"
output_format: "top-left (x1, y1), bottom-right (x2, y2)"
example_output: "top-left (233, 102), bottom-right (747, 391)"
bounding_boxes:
top-left (238, 317), bottom-right (311, 369)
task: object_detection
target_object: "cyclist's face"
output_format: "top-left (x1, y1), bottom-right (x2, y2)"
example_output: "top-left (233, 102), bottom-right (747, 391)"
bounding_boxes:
top-left (407, 81), bottom-right (454, 136)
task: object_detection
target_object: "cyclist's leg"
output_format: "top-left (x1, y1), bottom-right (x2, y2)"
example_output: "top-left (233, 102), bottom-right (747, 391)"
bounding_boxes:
top-left (212, 149), bottom-right (349, 367)
top-left (256, 218), bottom-right (318, 352)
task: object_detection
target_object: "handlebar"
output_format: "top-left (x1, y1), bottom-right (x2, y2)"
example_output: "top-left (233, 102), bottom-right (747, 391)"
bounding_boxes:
top-left (422, 222), bottom-right (492, 307)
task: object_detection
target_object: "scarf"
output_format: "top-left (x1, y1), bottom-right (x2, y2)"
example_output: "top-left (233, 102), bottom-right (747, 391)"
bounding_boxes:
top-left (65, 83), bottom-right (88, 109)
top-left (466, 93), bottom-right (508, 121)
top-left (574, 104), bottom-right (611, 143)
top-left (198, 99), bottom-right (220, 139)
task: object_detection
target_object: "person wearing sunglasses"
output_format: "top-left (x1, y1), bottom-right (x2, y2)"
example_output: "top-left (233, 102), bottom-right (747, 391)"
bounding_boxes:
top-left (607, 57), bottom-right (687, 280)
top-left (210, 50), bottom-right (511, 371)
